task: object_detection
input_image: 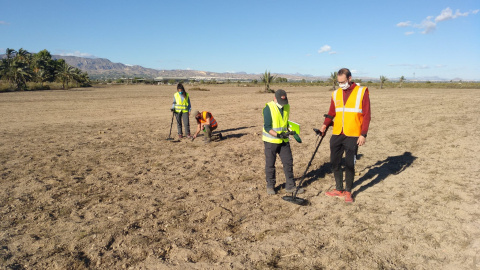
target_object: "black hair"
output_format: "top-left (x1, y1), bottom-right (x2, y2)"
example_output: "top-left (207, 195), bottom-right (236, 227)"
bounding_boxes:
top-left (177, 83), bottom-right (185, 92)
top-left (338, 68), bottom-right (352, 79)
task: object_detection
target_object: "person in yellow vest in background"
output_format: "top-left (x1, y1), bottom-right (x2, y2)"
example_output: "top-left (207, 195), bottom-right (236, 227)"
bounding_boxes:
top-left (171, 83), bottom-right (192, 139)
top-left (192, 110), bottom-right (223, 143)
top-left (263, 89), bottom-right (305, 195)
top-left (320, 68), bottom-right (371, 203)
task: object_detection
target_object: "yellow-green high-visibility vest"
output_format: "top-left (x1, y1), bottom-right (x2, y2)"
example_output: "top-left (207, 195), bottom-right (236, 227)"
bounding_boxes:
top-left (262, 101), bottom-right (290, 144)
top-left (174, 92), bottom-right (189, 113)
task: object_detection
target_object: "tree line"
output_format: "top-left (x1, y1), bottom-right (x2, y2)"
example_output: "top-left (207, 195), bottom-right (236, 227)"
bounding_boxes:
top-left (0, 48), bottom-right (91, 91)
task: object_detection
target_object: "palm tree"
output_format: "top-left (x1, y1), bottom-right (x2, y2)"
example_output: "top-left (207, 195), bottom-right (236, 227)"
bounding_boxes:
top-left (16, 48), bottom-right (31, 64)
top-left (399, 76), bottom-right (405, 88)
top-left (0, 48), bottom-right (33, 90)
top-left (71, 67), bottom-right (90, 87)
top-left (32, 49), bottom-right (56, 86)
top-left (380, 75), bottom-right (388, 89)
top-left (329, 71), bottom-right (338, 90)
top-left (56, 59), bottom-right (75, 89)
top-left (5, 48), bottom-right (16, 60)
top-left (261, 70), bottom-right (276, 93)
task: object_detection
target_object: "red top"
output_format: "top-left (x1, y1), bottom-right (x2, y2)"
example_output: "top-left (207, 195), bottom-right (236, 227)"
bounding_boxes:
top-left (323, 82), bottom-right (371, 136)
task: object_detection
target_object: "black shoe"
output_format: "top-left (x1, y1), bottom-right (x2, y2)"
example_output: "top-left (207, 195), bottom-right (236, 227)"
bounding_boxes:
top-left (218, 133), bottom-right (223, 140)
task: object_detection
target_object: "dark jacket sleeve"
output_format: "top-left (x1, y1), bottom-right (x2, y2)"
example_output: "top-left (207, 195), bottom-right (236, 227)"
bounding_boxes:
top-left (263, 106), bottom-right (272, 131)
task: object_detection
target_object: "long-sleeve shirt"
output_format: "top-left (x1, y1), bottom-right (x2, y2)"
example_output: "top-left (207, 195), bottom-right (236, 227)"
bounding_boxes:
top-left (263, 104), bottom-right (284, 131)
top-left (323, 82), bottom-right (371, 136)
top-left (171, 94), bottom-right (192, 112)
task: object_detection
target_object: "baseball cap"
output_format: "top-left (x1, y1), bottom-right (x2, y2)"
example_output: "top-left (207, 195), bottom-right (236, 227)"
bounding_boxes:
top-left (275, 89), bottom-right (288, 105)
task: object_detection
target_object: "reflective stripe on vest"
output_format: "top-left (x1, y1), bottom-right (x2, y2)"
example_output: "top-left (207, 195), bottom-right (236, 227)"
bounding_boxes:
top-left (332, 86), bottom-right (365, 137)
top-left (199, 111), bottom-right (217, 128)
top-left (174, 92), bottom-right (189, 113)
top-left (262, 101), bottom-right (290, 144)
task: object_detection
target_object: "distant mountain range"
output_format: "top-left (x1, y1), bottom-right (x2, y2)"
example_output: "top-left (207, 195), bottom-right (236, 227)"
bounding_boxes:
top-left (1, 54), bottom-right (466, 82)
top-left (52, 56), bottom-right (331, 81)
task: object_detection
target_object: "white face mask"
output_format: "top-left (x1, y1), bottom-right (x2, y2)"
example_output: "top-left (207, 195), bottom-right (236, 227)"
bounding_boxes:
top-left (339, 82), bottom-right (350, 90)
top-left (276, 102), bottom-right (284, 109)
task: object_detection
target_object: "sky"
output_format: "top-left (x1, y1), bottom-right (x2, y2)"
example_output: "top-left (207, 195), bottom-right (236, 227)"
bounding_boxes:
top-left (1, 0), bottom-right (479, 80)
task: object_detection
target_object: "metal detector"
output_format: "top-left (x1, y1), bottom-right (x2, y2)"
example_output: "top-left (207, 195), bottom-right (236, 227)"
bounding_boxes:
top-left (282, 125), bottom-right (329, 205)
top-left (166, 111), bottom-right (175, 141)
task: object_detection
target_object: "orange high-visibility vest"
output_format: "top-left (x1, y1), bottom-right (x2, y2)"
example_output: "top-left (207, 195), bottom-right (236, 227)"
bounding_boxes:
top-left (332, 86), bottom-right (366, 137)
top-left (199, 111), bottom-right (217, 128)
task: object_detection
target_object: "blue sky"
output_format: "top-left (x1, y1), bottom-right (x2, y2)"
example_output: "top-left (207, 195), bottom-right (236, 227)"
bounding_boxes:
top-left (1, 0), bottom-right (479, 80)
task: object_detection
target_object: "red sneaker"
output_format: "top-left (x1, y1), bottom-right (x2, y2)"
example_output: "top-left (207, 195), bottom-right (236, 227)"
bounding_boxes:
top-left (325, 189), bottom-right (345, 197)
top-left (344, 191), bottom-right (353, 203)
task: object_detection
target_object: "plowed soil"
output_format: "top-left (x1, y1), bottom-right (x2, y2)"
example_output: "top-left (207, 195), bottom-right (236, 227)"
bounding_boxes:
top-left (1, 84), bottom-right (479, 269)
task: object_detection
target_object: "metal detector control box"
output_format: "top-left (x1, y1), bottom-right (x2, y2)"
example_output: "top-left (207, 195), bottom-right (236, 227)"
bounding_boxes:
top-left (288, 121), bottom-right (300, 135)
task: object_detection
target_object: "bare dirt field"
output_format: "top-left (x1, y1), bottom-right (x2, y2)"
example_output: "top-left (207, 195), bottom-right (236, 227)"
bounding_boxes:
top-left (1, 84), bottom-right (479, 269)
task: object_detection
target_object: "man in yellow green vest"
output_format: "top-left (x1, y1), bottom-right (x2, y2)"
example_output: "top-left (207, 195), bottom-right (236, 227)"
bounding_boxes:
top-left (320, 68), bottom-right (371, 203)
top-left (263, 89), bottom-right (305, 195)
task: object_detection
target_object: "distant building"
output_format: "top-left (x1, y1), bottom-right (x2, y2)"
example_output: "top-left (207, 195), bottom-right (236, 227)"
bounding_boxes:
top-left (154, 77), bottom-right (191, 83)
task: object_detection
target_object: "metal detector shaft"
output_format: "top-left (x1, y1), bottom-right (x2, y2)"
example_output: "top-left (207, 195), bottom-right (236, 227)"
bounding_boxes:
top-left (292, 127), bottom-right (329, 198)
top-left (167, 111), bottom-right (175, 140)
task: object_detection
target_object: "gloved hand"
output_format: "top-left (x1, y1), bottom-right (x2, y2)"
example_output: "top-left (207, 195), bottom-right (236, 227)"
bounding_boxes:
top-left (170, 108), bottom-right (175, 112)
top-left (277, 132), bottom-right (288, 139)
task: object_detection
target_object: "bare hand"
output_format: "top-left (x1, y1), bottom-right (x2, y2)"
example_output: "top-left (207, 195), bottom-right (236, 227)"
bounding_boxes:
top-left (320, 125), bottom-right (327, 136)
top-left (357, 135), bottom-right (366, 146)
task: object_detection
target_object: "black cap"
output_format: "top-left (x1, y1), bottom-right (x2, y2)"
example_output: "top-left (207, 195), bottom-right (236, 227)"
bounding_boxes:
top-left (275, 89), bottom-right (288, 105)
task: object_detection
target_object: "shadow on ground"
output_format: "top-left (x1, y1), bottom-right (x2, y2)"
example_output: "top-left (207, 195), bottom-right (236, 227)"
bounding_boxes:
top-left (220, 126), bottom-right (257, 133)
top-left (352, 152), bottom-right (417, 197)
top-left (300, 162), bottom-right (332, 188)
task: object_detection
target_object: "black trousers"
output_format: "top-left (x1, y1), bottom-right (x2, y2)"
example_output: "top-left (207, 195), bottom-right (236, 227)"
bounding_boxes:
top-left (330, 134), bottom-right (358, 192)
top-left (264, 141), bottom-right (295, 190)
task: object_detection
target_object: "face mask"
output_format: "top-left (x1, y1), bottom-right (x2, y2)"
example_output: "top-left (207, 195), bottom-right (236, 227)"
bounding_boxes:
top-left (339, 82), bottom-right (350, 90)
top-left (179, 91), bottom-right (184, 94)
top-left (276, 102), bottom-right (283, 109)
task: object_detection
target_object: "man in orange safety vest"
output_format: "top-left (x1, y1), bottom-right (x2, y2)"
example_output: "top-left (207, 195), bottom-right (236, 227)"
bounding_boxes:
top-left (192, 110), bottom-right (223, 143)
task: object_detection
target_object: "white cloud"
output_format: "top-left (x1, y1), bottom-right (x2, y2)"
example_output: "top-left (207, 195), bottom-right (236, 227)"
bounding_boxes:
top-left (0, 21), bottom-right (9, 25)
top-left (57, 50), bottom-right (95, 58)
top-left (405, 31), bottom-right (415, 35)
top-left (328, 51), bottom-right (337, 55)
top-left (416, 16), bottom-right (436, 34)
top-left (435, 7), bottom-right (469, 22)
top-left (397, 7), bottom-right (478, 35)
top-left (396, 21), bottom-right (411, 27)
top-left (318, 45), bottom-right (331, 53)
